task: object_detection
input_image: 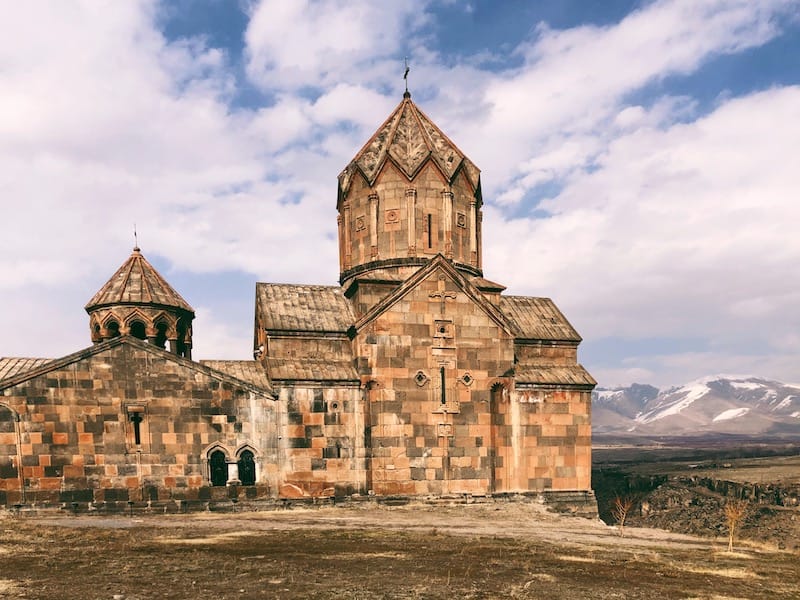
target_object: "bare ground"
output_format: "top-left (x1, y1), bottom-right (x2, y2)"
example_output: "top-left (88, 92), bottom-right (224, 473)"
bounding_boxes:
top-left (1, 502), bottom-right (798, 599)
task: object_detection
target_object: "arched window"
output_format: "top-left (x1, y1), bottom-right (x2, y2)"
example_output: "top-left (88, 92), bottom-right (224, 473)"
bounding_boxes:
top-left (490, 382), bottom-right (505, 407)
top-left (238, 450), bottom-right (256, 486)
top-left (106, 320), bottom-right (120, 338)
top-left (209, 450), bottom-right (228, 486)
top-left (129, 320), bottom-right (146, 340)
top-left (176, 318), bottom-right (188, 357)
top-left (154, 321), bottom-right (168, 349)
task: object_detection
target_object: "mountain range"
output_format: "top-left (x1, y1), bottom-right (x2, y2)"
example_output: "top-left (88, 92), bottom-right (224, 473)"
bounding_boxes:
top-left (592, 375), bottom-right (800, 436)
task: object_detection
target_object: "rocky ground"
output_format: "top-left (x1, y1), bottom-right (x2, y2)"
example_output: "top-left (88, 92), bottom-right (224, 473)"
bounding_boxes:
top-left (1, 501), bottom-right (798, 599)
top-left (593, 444), bottom-right (800, 552)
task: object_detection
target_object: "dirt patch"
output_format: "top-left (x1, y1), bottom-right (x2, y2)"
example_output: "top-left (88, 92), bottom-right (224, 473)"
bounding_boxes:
top-left (1, 503), bottom-right (798, 599)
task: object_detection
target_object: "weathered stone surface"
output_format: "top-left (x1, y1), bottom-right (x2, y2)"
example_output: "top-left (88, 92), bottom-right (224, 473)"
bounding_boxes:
top-left (0, 93), bottom-right (595, 508)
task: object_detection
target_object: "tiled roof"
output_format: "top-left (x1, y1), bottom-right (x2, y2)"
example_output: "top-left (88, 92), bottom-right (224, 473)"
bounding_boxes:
top-left (0, 357), bottom-right (52, 381)
top-left (256, 284), bottom-right (355, 333)
top-left (200, 360), bottom-right (271, 390)
top-left (338, 95), bottom-right (481, 197)
top-left (0, 337), bottom-right (274, 396)
top-left (266, 357), bottom-right (359, 382)
top-left (499, 296), bottom-right (581, 342)
top-left (471, 276), bottom-right (507, 292)
top-left (85, 247), bottom-right (194, 313)
top-left (515, 365), bottom-right (596, 387)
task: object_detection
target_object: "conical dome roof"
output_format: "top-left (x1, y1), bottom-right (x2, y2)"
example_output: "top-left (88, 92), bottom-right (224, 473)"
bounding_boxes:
top-left (85, 247), bottom-right (194, 314)
top-left (338, 94), bottom-right (481, 200)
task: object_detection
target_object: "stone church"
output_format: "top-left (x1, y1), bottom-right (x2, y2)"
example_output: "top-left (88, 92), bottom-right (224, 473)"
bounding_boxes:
top-left (0, 92), bottom-right (596, 510)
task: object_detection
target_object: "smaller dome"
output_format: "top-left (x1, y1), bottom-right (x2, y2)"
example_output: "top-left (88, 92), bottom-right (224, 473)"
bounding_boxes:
top-left (85, 247), bottom-right (195, 358)
top-left (85, 247), bottom-right (194, 314)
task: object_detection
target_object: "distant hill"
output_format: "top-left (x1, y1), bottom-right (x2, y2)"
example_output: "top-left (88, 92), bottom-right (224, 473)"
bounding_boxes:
top-left (593, 375), bottom-right (800, 436)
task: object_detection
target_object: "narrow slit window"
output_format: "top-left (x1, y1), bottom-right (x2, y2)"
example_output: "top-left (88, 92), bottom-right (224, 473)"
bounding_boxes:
top-left (427, 214), bottom-right (433, 248)
top-left (127, 407), bottom-right (145, 447)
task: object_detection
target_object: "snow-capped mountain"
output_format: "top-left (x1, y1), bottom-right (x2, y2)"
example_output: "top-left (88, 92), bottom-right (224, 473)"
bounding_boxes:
top-left (592, 375), bottom-right (800, 436)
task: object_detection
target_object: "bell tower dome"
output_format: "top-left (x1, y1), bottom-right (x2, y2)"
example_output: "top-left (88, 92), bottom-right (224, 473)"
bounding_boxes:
top-left (85, 246), bottom-right (195, 358)
top-left (336, 93), bottom-right (483, 292)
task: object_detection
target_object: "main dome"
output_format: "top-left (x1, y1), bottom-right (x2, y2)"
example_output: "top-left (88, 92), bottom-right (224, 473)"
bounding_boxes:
top-left (337, 94), bottom-right (481, 203)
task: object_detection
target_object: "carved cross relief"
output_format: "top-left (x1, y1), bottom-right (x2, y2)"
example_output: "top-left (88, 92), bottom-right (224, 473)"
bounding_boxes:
top-left (428, 275), bottom-right (456, 314)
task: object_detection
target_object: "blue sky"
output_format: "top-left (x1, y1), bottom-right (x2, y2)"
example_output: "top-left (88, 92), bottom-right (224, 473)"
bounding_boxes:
top-left (1, 0), bottom-right (800, 388)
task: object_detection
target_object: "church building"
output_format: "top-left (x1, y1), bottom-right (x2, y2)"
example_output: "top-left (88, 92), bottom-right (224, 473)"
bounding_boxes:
top-left (0, 92), bottom-right (596, 511)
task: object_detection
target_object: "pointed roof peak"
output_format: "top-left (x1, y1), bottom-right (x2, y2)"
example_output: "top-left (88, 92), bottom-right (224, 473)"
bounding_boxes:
top-left (85, 248), bottom-right (194, 314)
top-left (338, 95), bottom-right (480, 197)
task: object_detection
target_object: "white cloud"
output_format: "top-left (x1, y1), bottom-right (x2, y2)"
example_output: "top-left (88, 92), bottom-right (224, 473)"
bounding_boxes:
top-left (491, 86), bottom-right (800, 386)
top-left (244, 0), bottom-right (428, 91)
top-left (444, 0), bottom-right (797, 204)
top-left (2, 0), bottom-right (799, 390)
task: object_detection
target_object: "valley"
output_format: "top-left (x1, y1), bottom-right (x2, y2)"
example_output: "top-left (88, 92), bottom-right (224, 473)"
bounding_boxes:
top-left (592, 436), bottom-right (800, 551)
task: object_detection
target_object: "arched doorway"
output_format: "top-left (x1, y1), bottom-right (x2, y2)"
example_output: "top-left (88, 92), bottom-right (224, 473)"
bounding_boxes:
top-left (209, 450), bottom-right (228, 486)
top-left (238, 450), bottom-right (256, 486)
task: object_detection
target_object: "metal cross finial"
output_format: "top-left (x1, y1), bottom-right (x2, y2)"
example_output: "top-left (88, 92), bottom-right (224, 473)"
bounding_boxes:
top-left (403, 57), bottom-right (410, 96)
top-left (133, 223), bottom-right (139, 251)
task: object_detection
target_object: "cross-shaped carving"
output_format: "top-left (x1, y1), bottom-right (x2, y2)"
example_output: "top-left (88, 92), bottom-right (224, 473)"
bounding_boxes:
top-left (429, 278), bottom-right (456, 314)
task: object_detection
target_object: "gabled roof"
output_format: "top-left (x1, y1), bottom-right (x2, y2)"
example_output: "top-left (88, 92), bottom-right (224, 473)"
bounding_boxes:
top-left (499, 296), bottom-right (581, 342)
top-left (0, 336), bottom-right (271, 395)
top-left (0, 357), bottom-right (52, 382)
top-left (471, 276), bottom-right (507, 293)
top-left (199, 360), bottom-right (272, 390)
top-left (354, 254), bottom-right (517, 336)
top-left (515, 364), bottom-right (596, 388)
top-left (265, 357), bottom-right (359, 384)
top-left (338, 95), bottom-right (481, 199)
top-left (85, 247), bottom-right (194, 314)
top-left (255, 283), bottom-right (355, 334)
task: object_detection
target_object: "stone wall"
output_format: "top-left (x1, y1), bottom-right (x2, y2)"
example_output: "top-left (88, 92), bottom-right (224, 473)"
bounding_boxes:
top-left (340, 162), bottom-right (481, 277)
top-left (274, 385), bottom-right (367, 498)
top-left (496, 389), bottom-right (592, 492)
top-left (0, 341), bottom-right (276, 507)
top-left (356, 265), bottom-right (516, 495)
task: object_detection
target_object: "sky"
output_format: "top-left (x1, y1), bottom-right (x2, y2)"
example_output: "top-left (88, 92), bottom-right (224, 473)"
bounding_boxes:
top-left (1, 0), bottom-right (799, 389)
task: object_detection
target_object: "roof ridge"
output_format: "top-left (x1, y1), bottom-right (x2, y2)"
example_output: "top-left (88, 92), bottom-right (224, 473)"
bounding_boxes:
top-left (256, 282), bottom-right (342, 289)
top-left (0, 337), bottom-right (272, 394)
top-left (137, 253), bottom-right (155, 304)
top-left (407, 101), bottom-right (436, 154)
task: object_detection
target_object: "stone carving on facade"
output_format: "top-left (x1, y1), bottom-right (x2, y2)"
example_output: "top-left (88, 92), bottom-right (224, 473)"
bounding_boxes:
top-left (387, 109), bottom-right (429, 177)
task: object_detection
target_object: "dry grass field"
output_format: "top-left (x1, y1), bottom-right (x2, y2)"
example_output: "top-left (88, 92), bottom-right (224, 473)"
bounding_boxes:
top-left (1, 503), bottom-right (798, 599)
top-left (680, 454), bottom-right (800, 484)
